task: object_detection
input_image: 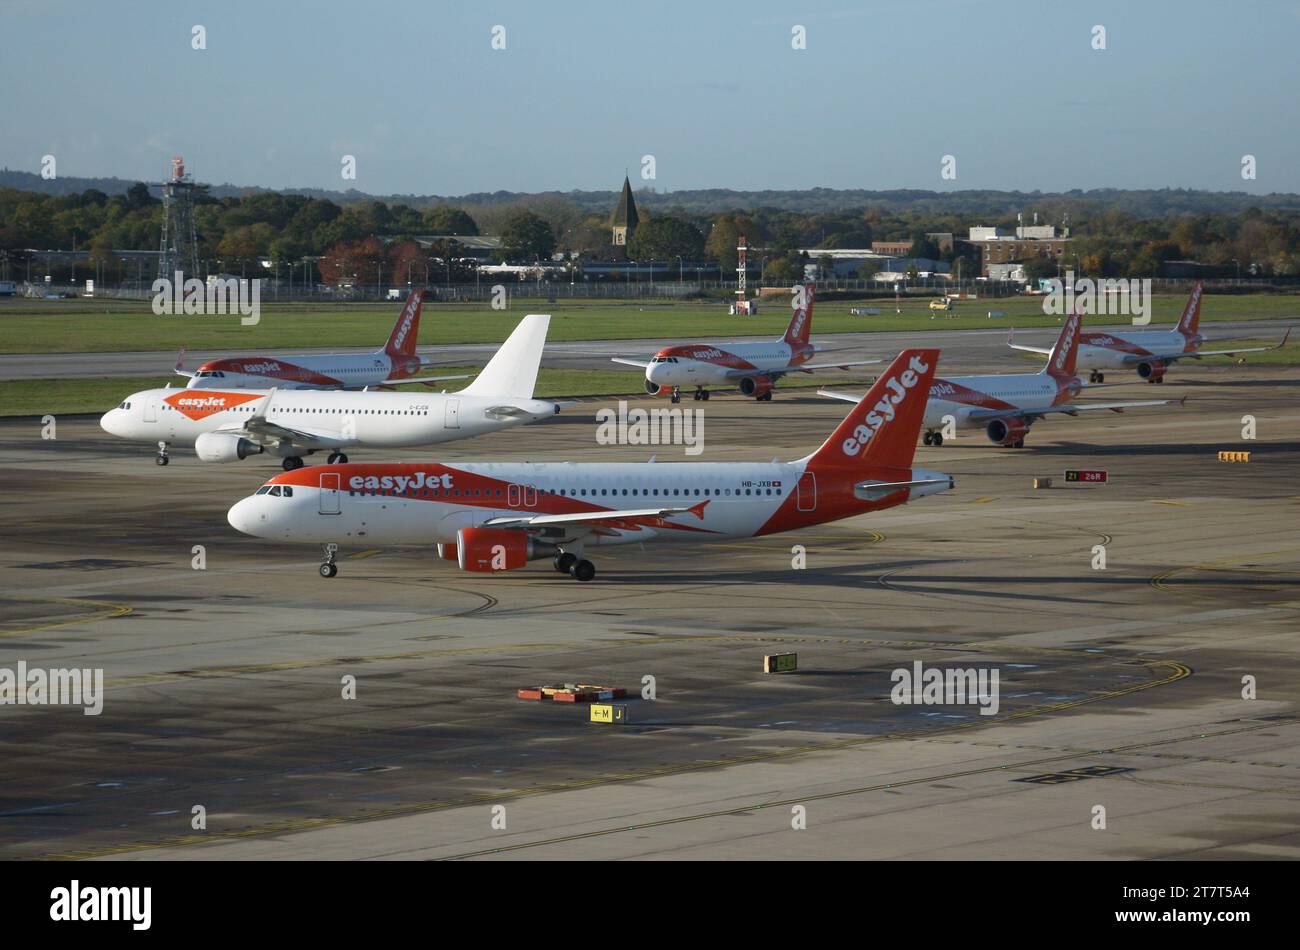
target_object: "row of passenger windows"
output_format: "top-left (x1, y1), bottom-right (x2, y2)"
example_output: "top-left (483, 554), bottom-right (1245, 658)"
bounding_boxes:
top-left (271, 408), bottom-right (428, 415)
top-left (346, 486), bottom-right (782, 499)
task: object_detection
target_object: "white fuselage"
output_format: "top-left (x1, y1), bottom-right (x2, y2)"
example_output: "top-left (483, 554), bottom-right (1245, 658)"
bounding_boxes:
top-left (99, 387), bottom-right (558, 457)
top-left (227, 459), bottom-right (952, 547)
top-left (924, 372), bottom-right (1071, 430)
top-left (1071, 329), bottom-right (1196, 370)
top-left (187, 351), bottom-right (426, 390)
top-left (645, 340), bottom-right (817, 388)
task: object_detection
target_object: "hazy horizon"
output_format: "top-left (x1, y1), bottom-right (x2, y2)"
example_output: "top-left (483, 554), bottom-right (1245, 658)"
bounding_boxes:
top-left (4, 0), bottom-right (1296, 195)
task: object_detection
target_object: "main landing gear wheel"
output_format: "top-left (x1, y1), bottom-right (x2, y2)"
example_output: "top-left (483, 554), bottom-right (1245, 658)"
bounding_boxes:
top-left (156, 441), bottom-right (170, 466)
top-left (1013, 439), bottom-right (1025, 448)
top-left (701, 390), bottom-right (710, 401)
top-left (570, 559), bottom-right (596, 582)
top-left (283, 456), bottom-right (305, 471)
top-left (320, 543), bottom-right (339, 578)
top-left (327, 452), bottom-right (349, 464)
top-left (670, 388), bottom-right (681, 404)
top-left (554, 552), bottom-right (578, 574)
top-left (757, 392), bottom-right (773, 402)
top-left (923, 432), bottom-right (933, 445)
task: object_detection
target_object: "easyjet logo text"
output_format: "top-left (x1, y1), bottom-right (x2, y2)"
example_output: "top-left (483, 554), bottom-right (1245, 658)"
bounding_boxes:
top-left (1054, 315), bottom-right (1078, 371)
top-left (348, 471), bottom-right (453, 493)
top-left (841, 354), bottom-right (930, 457)
top-left (164, 391), bottom-right (261, 419)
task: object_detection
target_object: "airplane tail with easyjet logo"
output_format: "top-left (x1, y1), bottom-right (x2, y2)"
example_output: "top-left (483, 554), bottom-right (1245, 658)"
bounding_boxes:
top-left (782, 283), bottom-right (816, 348)
top-left (1042, 304), bottom-right (1082, 381)
top-left (805, 348), bottom-right (939, 471)
top-left (382, 290), bottom-right (424, 360)
top-left (1175, 281), bottom-right (1203, 337)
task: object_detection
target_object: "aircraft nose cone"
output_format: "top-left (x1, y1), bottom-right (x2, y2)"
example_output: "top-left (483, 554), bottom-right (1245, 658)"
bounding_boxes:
top-left (99, 410), bottom-right (121, 436)
top-left (227, 497), bottom-right (260, 536)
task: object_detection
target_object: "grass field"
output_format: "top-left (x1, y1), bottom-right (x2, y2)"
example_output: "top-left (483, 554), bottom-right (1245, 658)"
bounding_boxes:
top-left (0, 365), bottom-right (881, 417)
top-left (2, 292), bottom-right (1297, 355)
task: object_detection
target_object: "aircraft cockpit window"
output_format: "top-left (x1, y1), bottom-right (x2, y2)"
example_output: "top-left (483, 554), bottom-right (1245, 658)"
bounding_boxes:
top-left (269, 486), bottom-right (282, 496)
top-left (256, 486), bottom-right (272, 494)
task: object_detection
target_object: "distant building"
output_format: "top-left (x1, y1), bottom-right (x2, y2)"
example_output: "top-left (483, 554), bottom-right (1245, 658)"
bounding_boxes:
top-left (968, 225), bottom-right (1071, 277)
top-left (871, 240), bottom-right (914, 256)
top-left (611, 176), bottom-right (639, 247)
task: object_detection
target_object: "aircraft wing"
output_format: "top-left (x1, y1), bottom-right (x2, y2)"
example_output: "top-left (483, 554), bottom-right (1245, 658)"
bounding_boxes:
top-left (725, 359), bottom-right (880, 380)
top-left (610, 357), bottom-right (651, 369)
top-left (817, 388), bottom-right (868, 403)
top-left (818, 387), bottom-right (1185, 419)
top-left (378, 373), bottom-right (475, 388)
top-left (1006, 328), bottom-right (1052, 356)
top-left (1119, 328), bottom-right (1291, 363)
top-left (965, 397), bottom-right (1186, 421)
top-left (219, 390), bottom-right (350, 450)
top-left (481, 501), bottom-right (708, 532)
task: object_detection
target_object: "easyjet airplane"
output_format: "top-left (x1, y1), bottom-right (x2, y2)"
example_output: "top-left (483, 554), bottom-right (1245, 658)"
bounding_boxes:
top-left (821, 305), bottom-right (1182, 447)
top-left (227, 348), bottom-right (953, 582)
top-left (1008, 283), bottom-right (1289, 383)
top-left (176, 290), bottom-right (468, 390)
top-left (611, 284), bottom-right (878, 402)
top-left (101, 314), bottom-right (559, 468)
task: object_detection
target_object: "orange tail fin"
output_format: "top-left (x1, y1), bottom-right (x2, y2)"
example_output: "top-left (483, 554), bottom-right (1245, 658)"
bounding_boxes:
top-left (383, 290), bottom-right (424, 359)
top-left (806, 348), bottom-right (939, 471)
top-left (1044, 303), bottom-right (1082, 380)
top-left (1176, 281), bottom-right (1203, 336)
top-left (782, 283), bottom-right (815, 347)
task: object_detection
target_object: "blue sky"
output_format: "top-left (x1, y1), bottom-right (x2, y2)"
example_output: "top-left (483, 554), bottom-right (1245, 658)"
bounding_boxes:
top-left (3, 0), bottom-right (1297, 195)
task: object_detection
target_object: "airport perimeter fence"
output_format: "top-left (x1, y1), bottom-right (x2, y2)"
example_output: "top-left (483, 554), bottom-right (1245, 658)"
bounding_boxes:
top-left (12, 276), bottom-right (1296, 305)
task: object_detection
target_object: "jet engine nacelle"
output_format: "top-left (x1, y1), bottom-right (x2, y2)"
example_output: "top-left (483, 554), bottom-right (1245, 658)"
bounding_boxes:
top-left (646, 379), bottom-right (671, 396)
top-left (436, 543), bottom-right (458, 561)
top-left (986, 417), bottom-right (1028, 446)
top-left (194, 431), bottom-right (264, 462)
top-left (739, 375), bottom-right (773, 398)
top-left (455, 527), bottom-right (556, 573)
top-left (1137, 360), bottom-right (1167, 382)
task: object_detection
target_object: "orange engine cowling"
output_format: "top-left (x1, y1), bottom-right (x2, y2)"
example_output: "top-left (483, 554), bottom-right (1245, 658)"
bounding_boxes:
top-left (455, 527), bottom-right (555, 573)
top-left (436, 543), bottom-right (458, 561)
top-left (1137, 360), bottom-right (1166, 382)
top-left (739, 375), bottom-right (773, 398)
top-left (646, 379), bottom-right (673, 396)
top-left (986, 417), bottom-right (1028, 445)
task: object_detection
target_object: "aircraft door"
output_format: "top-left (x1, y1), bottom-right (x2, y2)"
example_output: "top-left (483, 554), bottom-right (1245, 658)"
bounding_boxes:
top-left (797, 471), bottom-right (817, 512)
top-left (319, 472), bottom-right (341, 515)
top-left (445, 399), bottom-right (460, 429)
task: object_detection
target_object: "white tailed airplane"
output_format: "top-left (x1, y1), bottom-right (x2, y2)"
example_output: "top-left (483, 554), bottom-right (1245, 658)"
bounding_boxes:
top-left (1007, 282), bottom-right (1290, 383)
top-left (227, 348), bottom-right (953, 582)
top-left (101, 314), bottom-right (559, 468)
top-left (821, 305), bottom-right (1182, 448)
top-left (611, 284), bottom-right (878, 402)
top-left (176, 290), bottom-right (470, 390)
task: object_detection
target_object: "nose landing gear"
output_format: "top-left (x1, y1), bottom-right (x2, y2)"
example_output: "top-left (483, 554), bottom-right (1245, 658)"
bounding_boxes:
top-left (670, 387), bottom-right (681, 404)
top-left (155, 441), bottom-right (170, 466)
top-left (319, 543), bottom-right (339, 578)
